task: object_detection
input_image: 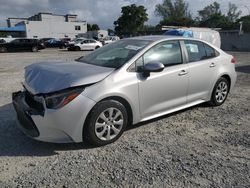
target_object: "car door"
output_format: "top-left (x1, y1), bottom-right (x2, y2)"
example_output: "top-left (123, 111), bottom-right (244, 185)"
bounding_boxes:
top-left (137, 40), bottom-right (189, 120)
top-left (80, 40), bottom-right (89, 50)
top-left (88, 40), bottom-right (97, 50)
top-left (23, 39), bottom-right (32, 51)
top-left (9, 39), bottom-right (21, 51)
top-left (184, 40), bottom-right (219, 103)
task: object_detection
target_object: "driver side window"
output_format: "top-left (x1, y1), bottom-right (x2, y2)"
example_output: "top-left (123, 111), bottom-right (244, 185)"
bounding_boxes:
top-left (132, 40), bottom-right (183, 72)
top-left (143, 41), bottom-right (182, 67)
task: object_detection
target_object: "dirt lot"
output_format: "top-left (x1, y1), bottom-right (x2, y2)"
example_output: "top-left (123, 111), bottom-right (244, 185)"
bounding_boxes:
top-left (0, 49), bottom-right (249, 187)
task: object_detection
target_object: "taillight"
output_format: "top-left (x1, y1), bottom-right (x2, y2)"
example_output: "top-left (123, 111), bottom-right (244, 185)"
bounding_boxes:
top-left (231, 57), bottom-right (237, 64)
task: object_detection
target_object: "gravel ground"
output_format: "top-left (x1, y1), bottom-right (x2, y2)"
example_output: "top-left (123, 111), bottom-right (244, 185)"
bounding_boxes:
top-left (0, 49), bottom-right (249, 188)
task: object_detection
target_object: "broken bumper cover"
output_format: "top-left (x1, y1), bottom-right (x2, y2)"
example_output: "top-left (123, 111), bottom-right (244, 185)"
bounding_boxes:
top-left (12, 91), bottom-right (96, 143)
top-left (12, 91), bottom-right (40, 138)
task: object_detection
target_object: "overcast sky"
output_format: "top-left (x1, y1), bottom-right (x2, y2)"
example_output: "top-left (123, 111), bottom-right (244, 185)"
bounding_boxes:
top-left (0, 0), bottom-right (249, 29)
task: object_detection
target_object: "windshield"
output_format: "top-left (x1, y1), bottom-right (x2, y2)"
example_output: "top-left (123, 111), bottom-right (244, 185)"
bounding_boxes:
top-left (74, 38), bottom-right (84, 42)
top-left (78, 39), bottom-right (151, 69)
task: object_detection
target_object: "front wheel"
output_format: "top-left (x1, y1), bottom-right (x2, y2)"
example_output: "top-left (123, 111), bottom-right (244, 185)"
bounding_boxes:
top-left (31, 46), bottom-right (38, 52)
top-left (84, 100), bottom-right (128, 146)
top-left (0, 47), bottom-right (7, 53)
top-left (209, 77), bottom-right (229, 106)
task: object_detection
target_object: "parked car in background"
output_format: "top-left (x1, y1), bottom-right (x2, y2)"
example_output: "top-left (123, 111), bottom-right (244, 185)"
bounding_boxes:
top-left (0, 37), bottom-right (16, 43)
top-left (0, 38), bottom-right (44, 53)
top-left (102, 36), bottom-right (120, 45)
top-left (0, 39), bottom-right (6, 44)
top-left (12, 36), bottom-right (237, 146)
top-left (66, 38), bottom-right (86, 47)
top-left (68, 39), bottom-right (102, 51)
top-left (44, 38), bottom-right (67, 49)
top-left (39, 38), bottom-right (53, 43)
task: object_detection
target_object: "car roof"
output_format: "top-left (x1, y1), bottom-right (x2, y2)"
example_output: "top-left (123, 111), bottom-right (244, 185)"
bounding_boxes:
top-left (125, 35), bottom-right (201, 42)
top-left (129, 35), bottom-right (184, 41)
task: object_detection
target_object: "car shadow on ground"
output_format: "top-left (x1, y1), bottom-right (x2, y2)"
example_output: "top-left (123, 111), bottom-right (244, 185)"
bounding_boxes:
top-left (236, 65), bottom-right (250, 74)
top-left (0, 101), bottom-right (212, 157)
top-left (0, 103), bottom-right (95, 157)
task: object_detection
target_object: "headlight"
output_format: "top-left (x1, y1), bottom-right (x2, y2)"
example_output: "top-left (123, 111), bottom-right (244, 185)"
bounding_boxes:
top-left (45, 88), bottom-right (84, 109)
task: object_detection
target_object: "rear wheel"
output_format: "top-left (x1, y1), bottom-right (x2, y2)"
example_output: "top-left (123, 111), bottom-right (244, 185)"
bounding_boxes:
top-left (0, 47), bottom-right (7, 53)
top-left (84, 100), bottom-right (128, 146)
top-left (31, 46), bottom-right (38, 52)
top-left (209, 77), bottom-right (229, 106)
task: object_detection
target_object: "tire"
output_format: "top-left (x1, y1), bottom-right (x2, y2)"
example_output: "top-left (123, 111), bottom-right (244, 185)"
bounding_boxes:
top-left (209, 77), bottom-right (229, 106)
top-left (95, 46), bottom-right (100, 50)
top-left (31, 46), bottom-right (38, 52)
top-left (84, 100), bottom-right (128, 146)
top-left (76, 46), bottom-right (81, 51)
top-left (0, 47), bottom-right (7, 53)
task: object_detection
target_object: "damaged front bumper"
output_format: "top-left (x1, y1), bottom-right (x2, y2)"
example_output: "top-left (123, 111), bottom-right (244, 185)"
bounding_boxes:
top-left (12, 90), bottom-right (96, 143)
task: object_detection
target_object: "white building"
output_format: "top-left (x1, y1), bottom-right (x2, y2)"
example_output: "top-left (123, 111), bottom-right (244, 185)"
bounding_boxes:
top-left (6, 13), bottom-right (87, 39)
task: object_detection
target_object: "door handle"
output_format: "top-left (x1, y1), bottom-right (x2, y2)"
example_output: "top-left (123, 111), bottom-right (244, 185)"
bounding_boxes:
top-left (209, 62), bottom-right (216, 68)
top-left (178, 70), bottom-right (188, 76)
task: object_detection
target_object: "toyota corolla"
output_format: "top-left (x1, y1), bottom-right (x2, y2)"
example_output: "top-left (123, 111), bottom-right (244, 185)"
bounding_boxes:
top-left (12, 36), bottom-right (237, 146)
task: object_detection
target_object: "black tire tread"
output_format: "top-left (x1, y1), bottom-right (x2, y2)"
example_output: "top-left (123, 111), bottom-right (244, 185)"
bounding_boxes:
top-left (83, 100), bottom-right (128, 146)
top-left (209, 77), bottom-right (229, 106)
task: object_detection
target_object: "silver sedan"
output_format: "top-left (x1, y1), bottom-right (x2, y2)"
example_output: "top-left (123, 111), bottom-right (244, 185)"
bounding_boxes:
top-left (13, 36), bottom-right (237, 146)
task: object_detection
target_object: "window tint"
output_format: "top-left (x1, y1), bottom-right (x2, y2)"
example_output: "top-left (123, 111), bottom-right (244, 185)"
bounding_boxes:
top-left (184, 41), bottom-right (206, 62)
top-left (204, 43), bottom-right (216, 58)
top-left (143, 41), bottom-right (182, 67)
top-left (89, 40), bottom-right (96, 43)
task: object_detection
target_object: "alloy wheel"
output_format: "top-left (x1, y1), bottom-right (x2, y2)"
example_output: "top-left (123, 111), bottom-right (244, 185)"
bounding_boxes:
top-left (215, 81), bottom-right (228, 103)
top-left (95, 107), bottom-right (124, 141)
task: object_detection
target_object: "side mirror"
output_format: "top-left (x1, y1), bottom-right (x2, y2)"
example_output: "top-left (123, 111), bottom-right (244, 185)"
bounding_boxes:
top-left (143, 62), bottom-right (164, 77)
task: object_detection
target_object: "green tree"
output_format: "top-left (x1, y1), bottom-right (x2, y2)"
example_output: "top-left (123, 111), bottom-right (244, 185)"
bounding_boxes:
top-left (198, 2), bottom-right (221, 21)
top-left (227, 3), bottom-right (242, 22)
top-left (155, 0), bottom-right (193, 26)
top-left (198, 2), bottom-right (241, 29)
top-left (87, 24), bottom-right (92, 31)
top-left (87, 24), bottom-right (100, 31)
top-left (91, 24), bottom-right (100, 31)
top-left (114, 4), bottom-right (148, 36)
top-left (237, 15), bottom-right (250, 32)
top-left (199, 14), bottom-right (230, 28)
top-left (107, 28), bottom-right (115, 35)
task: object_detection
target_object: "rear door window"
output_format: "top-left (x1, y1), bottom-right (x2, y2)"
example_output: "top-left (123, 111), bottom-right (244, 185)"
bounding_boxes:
top-left (184, 41), bottom-right (207, 62)
top-left (204, 43), bottom-right (217, 58)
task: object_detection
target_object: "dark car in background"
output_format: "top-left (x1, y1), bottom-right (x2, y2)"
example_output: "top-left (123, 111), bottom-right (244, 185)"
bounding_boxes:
top-left (0, 38), bottom-right (44, 53)
top-left (39, 38), bottom-right (53, 44)
top-left (0, 39), bottom-right (6, 44)
top-left (44, 38), bottom-right (68, 49)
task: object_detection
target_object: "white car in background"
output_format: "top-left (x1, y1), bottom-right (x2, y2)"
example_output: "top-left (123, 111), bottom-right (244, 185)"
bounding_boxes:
top-left (67, 38), bottom-right (86, 46)
top-left (102, 36), bottom-right (120, 45)
top-left (68, 39), bottom-right (103, 51)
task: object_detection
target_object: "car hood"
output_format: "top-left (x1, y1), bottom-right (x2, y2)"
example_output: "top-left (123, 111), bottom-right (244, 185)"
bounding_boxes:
top-left (24, 60), bottom-right (114, 94)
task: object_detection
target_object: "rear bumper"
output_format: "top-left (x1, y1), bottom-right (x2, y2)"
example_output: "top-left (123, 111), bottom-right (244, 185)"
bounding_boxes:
top-left (12, 91), bottom-right (96, 143)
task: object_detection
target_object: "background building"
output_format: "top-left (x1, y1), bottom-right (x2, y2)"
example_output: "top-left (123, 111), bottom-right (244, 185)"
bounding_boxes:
top-left (1, 13), bottom-right (87, 38)
top-left (77, 30), bottom-right (108, 39)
